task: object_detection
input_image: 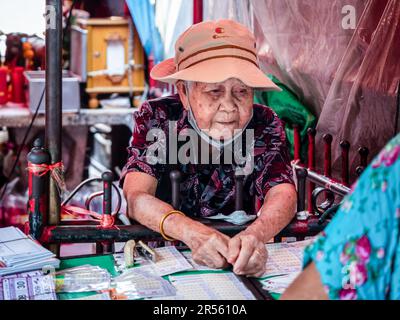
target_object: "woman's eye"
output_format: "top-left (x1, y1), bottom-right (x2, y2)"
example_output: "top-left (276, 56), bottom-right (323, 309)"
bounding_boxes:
top-left (208, 90), bottom-right (222, 95)
top-left (234, 89), bottom-right (249, 97)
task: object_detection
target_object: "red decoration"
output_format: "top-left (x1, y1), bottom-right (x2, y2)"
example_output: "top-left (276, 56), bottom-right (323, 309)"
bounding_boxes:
top-left (0, 67), bottom-right (8, 105)
top-left (215, 27), bottom-right (224, 34)
top-left (11, 66), bottom-right (25, 104)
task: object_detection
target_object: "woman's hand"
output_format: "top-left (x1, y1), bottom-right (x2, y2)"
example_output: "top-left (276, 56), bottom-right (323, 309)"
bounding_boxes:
top-left (227, 229), bottom-right (268, 278)
top-left (183, 222), bottom-right (231, 269)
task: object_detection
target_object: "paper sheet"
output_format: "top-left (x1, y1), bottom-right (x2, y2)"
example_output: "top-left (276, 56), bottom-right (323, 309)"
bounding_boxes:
top-left (262, 239), bottom-right (314, 277)
top-left (149, 246), bottom-right (193, 276)
top-left (168, 273), bottom-right (256, 300)
top-left (259, 273), bottom-right (300, 294)
top-left (114, 246), bottom-right (193, 277)
top-left (181, 251), bottom-right (220, 271)
top-left (0, 227), bottom-right (59, 276)
top-left (1, 274), bottom-right (56, 300)
top-left (106, 40), bottom-right (125, 76)
top-left (0, 227), bottom-right (26, 242)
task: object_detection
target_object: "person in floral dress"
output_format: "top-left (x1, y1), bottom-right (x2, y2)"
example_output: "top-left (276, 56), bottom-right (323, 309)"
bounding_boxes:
top-left (282, 133), bottom-right (400, 300)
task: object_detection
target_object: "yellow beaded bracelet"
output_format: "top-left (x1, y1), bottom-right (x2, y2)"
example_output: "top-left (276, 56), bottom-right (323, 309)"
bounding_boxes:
top-left (159, 210), bottom-right (185, 241)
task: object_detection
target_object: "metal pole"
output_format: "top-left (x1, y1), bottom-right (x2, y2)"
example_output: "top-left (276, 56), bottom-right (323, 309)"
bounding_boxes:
top-left (45, 0), bottom-right (62, 229)
top-left (293, 164), bottom-right (351, 197)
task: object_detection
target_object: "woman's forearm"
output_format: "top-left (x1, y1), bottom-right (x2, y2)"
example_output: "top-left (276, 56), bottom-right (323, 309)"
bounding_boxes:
top-left (245, 183), bottom-right (297, 243)
top-left (126, 190), bottom-right (207, 245)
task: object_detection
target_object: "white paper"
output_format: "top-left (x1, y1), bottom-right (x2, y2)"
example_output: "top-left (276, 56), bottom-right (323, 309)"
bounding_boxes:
top-left (259, 273), bottom-right (300, 294)
top-left (149, 246), bottom-right (193, 276)
top-left (106, 40), bottom-right (125, 76)
top-left (0, 227), bottom-right (26, 242)
top-left (2, 274), bottom-right (56, 300)
top-left (181, 251), bottom-right (219, 271)
top-left (0, 227), bottom-right (59, 276)
top-left (261, 239), bottom-right (314, 278)
top-left (114, 246), bottom-right (193, 277)
top-left (168, 273), bottom-right (256, 300)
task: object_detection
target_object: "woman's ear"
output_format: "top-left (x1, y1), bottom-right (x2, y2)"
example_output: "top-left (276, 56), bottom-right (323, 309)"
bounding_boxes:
top-left (176, 81), bottom-right (189, 110)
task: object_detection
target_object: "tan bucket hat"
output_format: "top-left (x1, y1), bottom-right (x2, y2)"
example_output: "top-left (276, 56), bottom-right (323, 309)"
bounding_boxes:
top-left (150, 19), bottom-right (281, 91)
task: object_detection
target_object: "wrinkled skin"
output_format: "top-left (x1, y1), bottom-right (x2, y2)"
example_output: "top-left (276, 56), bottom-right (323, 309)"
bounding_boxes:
top-left (176, 78), bottom-right (254, 140)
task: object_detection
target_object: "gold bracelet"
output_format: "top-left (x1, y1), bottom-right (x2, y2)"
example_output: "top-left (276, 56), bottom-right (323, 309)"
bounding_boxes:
top-left (159, 210), bottom-right (185, 241)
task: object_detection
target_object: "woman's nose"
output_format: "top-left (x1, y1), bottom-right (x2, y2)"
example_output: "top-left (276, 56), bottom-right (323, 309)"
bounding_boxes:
top-left (219, 94), bottom-right (237, 112)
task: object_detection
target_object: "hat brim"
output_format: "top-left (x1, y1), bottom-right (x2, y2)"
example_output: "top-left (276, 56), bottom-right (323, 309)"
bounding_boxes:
top-left (150, 57), bottom-right (282, 91)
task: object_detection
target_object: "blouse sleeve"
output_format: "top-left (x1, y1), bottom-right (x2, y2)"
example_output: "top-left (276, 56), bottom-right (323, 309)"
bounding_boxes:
top-left (119, 100), bottom-right (166, 188)
top-left (255, 111), bottom-right (294, 198)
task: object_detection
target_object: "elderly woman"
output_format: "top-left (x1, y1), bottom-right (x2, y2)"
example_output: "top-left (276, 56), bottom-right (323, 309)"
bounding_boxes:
top-left (121, 20), bottom-right (297, 277)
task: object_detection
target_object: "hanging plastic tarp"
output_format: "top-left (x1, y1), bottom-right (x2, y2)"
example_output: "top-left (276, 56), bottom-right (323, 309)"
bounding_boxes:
top-left (203, 0), bottom-right (254, 29)
top-left (125, 0), bottom-right (164, 63)
top-left (250, 0), bottom-right (400, 174)
top-left (154, 0), bottom-right (193, 59)
top-left (315, 0), bottom-right (400, 174)
top-left (204, 0), bottom-right (317, 160)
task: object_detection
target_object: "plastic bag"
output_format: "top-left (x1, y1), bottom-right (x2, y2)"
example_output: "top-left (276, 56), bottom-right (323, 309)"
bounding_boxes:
top-left (55, 265), bottom-right (111, 293)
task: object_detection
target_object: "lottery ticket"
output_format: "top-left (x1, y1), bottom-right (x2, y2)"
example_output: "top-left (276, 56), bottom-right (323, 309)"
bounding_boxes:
top-left (168, 273), bottom-right (256, 300)
top-left (260, 273), bottom-right (300, 294)
top-left (261, 239), bottom-right (314, 277)
top-left (181, 251), bottom-right (219, 271)
top-left (114, 246), bottom-right (192, 276)
top-left (148, 246), bottom-right (193, 276)
top-left (1, 274), bottom-right (56, 300)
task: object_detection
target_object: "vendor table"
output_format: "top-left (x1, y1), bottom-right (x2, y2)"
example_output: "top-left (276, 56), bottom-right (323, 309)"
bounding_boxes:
top-left (0, 106), bottom-right (136, 189)
top-left (0, 107), bottom-right (136, 128)
top-left (57, 251), bottom-right (276, 301)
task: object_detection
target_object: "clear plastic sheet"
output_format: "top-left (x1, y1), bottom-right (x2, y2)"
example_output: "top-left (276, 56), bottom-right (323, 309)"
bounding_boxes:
top-left (55, 265), bottom-right (111, 293)
top-left (112, 266), bottom-right (176, 300)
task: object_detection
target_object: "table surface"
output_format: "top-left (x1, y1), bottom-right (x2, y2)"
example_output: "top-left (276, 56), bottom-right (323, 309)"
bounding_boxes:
top-left (0, 106), bottom-right (137, 128)
top-left (57, 252), bottom-right (275, 301)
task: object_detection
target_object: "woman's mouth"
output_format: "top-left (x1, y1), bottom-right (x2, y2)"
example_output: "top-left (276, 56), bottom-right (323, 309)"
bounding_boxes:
top-left (217, 121), bottom-right (236, 125)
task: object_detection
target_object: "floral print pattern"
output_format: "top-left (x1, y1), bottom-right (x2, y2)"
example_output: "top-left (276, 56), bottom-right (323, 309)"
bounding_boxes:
top-left (303, 134), bottom-right (400, 300)
top-left (120, 94), bottom-right (293, 217)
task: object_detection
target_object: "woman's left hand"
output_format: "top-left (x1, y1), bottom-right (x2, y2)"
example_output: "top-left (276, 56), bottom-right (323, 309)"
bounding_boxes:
top-left (227, 229), bottom-right (268, 278)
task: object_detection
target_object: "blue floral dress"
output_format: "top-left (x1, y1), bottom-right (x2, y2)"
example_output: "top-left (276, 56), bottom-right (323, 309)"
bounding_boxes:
top-left (303, 134), bottom-right (400, 300)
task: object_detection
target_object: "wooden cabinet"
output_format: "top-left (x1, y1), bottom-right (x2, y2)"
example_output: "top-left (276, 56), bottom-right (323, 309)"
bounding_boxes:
top-left (74, 17), bottom-right (145, 108)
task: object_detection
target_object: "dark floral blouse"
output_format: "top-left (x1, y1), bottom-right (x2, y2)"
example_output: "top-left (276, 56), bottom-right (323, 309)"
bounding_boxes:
top-left (120, 94), bottom-right (293, 217)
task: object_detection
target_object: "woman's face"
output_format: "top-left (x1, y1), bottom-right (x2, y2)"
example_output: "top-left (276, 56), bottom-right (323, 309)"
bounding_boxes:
top-left (177, 78), bottom-right (254, 140)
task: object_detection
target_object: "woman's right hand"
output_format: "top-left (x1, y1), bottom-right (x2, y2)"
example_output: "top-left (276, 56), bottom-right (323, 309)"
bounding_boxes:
top-left (183, 222), bottom-right (231, 269)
